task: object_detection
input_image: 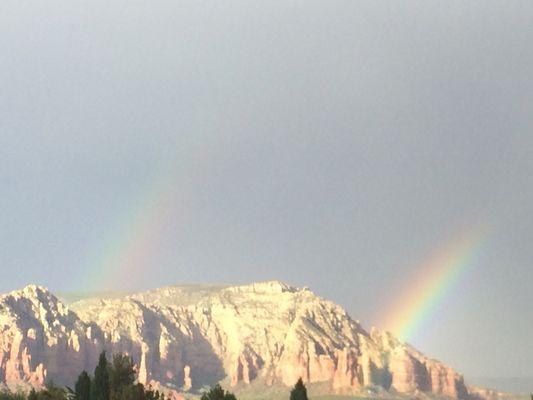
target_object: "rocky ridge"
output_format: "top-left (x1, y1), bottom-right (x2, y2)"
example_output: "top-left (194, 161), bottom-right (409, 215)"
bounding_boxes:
top-left (0, 282), bottom-right (475, 398)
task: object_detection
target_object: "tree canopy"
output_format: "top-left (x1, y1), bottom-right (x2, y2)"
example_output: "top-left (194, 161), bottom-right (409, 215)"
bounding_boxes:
top-left (0, 352), bottom-right (247, 400)
top-left (92, 352), bottom-right (110, 400)
top-left (3, 351), bottom-right (165, 400)
top-left (75, 371), bottom-right (91, 400)
top-left (109, 353), bottom-right (136, 400)
top-left (200, 385), bottom-right (236, 400)
top-left (290, 378), bottom-right (308, 400)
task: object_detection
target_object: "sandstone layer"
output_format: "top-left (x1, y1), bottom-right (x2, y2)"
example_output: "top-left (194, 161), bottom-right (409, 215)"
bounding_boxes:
top-left (0, 282), bottom-right (472, 398)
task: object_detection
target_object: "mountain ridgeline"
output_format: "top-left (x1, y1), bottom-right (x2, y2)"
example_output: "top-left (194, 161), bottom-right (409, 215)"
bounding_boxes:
top-left (0, 282), bottom-right (497, 399)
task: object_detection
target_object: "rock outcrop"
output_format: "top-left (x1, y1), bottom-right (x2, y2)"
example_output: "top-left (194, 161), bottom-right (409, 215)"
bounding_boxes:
top-left (0, 282), bottom-right (472, 398)
top-left (0, 285), bottom-right (104, 390)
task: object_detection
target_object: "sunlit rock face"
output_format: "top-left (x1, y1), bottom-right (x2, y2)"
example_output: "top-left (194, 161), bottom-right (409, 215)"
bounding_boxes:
top-left (0, 285), bottom-right (104, 390)
top-left (0, 282), bottom-right (470, 398)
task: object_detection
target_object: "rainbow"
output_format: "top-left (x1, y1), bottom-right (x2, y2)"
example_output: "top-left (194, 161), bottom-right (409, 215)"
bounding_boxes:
top-left (78, 162), bottom-right (186, 292)
top-left (382, 224), bottom-right (489, 342)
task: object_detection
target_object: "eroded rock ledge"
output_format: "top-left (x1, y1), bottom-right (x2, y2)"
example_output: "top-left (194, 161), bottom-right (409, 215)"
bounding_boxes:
top-left (0, 282), bottom-right (471, 398)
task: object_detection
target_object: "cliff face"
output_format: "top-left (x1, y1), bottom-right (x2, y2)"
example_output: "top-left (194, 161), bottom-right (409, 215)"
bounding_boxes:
top-left (0, 282), bottom-right (469, 398)
top-left (0, 285), bottom-right (104, 389)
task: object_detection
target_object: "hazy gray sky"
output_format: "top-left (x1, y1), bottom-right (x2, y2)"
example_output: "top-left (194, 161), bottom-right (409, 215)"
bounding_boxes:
top-left (1, 0), bottom-right (532, 387)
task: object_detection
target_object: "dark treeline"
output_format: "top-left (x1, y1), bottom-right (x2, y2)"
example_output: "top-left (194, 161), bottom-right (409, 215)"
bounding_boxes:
top-left (0, 352), bottom-right (164, 400)
top-left (0, 352), bottom-right (309, 400)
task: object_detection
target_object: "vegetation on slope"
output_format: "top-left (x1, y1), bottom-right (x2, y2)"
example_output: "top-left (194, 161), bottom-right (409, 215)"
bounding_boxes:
top-left (0, 354), bottom-right (320, 400)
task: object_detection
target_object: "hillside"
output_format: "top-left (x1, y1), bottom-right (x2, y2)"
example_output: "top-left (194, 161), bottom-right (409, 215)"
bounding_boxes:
top-left (0, 282), bottom-right (506, 399)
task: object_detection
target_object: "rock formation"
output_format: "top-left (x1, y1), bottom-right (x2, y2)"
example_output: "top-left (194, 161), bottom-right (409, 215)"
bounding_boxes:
top-left (0, 285), bottom-right (104, 390)
top-left (0, 282), bottom-right (475, 398)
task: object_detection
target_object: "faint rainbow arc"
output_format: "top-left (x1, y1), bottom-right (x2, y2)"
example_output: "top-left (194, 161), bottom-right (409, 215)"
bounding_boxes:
top-left (80, 165), bottom-right (183, 292)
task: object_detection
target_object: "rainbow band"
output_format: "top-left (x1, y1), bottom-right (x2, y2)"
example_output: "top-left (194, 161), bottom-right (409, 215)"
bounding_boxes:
top-left (78, 159), bottom-right (186, 291)
top-left (383, 225), bottom-right (488, 341)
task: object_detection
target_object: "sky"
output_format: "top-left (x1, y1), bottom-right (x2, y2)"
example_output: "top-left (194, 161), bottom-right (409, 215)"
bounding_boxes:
top-left (1, 0), bottom-right (532, 390)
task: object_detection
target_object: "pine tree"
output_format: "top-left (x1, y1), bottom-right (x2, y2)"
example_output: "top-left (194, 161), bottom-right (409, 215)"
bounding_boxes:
top-left (75, 371), bottom-right (91, 400)
top-left (121, 383), bottom-right (145, 400)
top-left (44, 381), bottom-right (68, 400)
top-left (201, 385), bottom-right (225, 400)
top-left (92, 352), bottom-right (110, 400)
top-left (200, 385), bottom-right (236, 400)
top-left (290, 378), bottom-right (308, 400)
top-left (109, 353), bottom-right (135, 391)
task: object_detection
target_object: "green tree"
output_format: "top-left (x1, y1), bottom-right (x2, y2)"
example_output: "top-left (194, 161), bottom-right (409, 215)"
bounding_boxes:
top-left (75, 371), bottom-right (91, 400)
top-left (40, 381), bottom-right (68, 400)
top-left (109, 353), bottom-right (135, 392)
top-left (290, 378), bottom-right (308, 400)
top-left (92, 352), bottom-right (110, 400)
top-left (120, 384), bottom-right (145, 400)
top-left (144, 388), bottom-right (164, 400)
top-left (200, 385), bottom-right (236, 400)
top-left (0, 391), bottom-right (25, 400)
